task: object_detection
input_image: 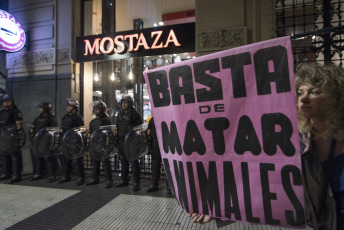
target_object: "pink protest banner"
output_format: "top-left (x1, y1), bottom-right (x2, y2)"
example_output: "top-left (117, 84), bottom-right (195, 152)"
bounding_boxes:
top-left (143, 36), bottom-right (305, 228)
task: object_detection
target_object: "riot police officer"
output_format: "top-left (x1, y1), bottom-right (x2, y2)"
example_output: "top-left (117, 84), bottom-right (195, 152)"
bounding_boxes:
top-left (86, 101), bottom-right (113, 188)
top-left (116, 94), bottom-right (142, 191)
top-left (59, 99), bottom-right (85, 186)
top-left (0, 94), bottom-right (24, 184)
top-left (29, 102), bottom-right (59, 183)
top-left (146, 117), bottom-right (171, 194)
top-left (146, 117), bottom-right (161, 192)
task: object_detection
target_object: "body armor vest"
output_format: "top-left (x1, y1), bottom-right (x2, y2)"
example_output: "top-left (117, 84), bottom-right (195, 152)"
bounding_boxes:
top-left (90, 117), bottom-right (106, 133)
top-left (117, 111), bottom-right (133, 138)
top-left (61, 114), bottom-right (76, 134)
top-left (34, 116), bottom-right (50, 133)
top-left (0, 109), bottom-right (12, 128)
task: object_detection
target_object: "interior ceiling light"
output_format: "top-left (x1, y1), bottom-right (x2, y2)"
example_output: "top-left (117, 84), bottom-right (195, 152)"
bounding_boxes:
top-left (129, 71), bottom-right (133, 80)
top-left (94, 61), bottom-right (100, 81)
top-left (94, 73), bottom-right (99, 82)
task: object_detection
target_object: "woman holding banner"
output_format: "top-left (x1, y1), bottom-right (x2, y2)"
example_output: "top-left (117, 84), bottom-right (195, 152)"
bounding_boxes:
top-left (188, 63), bottom-right (344, 230)
top-left (296, 63), bottom-right (344, 230)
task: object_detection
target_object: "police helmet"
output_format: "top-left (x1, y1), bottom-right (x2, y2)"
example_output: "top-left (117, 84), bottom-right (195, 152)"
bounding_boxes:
top-left (67, 99), bottom-right (79, 112)
top-left (37, 102), bottom-right (52, 114)
top-left (2, 94), bottom-right (15, 104)
top-left (92, 101), bottom-right (107, 114)
top-left (121, 94), bottom-right (133, 108)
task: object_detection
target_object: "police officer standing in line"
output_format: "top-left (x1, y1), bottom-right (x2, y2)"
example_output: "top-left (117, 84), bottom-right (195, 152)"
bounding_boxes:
top-left (59, 99), bottom-right (85, 186)
top-left (29, 102), bottom-right (59, 183)
top-left (116, 94), bottom-right (143, 191)
top-left (146, 117), bottom-right (171, 194)
top-left (0, 94), bottom-right (24, 184)
top-left (86, 101), bottom-right (113, 188)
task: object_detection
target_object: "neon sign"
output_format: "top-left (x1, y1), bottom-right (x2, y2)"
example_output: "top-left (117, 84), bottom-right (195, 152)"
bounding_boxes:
top-left (76, 23), bottom-right (195, 62)
top-left (0, 10), bottom-right (26, 52)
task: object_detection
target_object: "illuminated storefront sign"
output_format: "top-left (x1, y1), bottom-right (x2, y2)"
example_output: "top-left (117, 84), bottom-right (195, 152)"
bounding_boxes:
top-left (0, 10), bottom-right (26, 52)
top-left (76, 23), bottom-right (195, 62)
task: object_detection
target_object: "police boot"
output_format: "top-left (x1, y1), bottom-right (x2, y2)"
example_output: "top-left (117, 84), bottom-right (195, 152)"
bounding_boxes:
top-left (146, 160), bottom-right (161, 192)
top-left (146, 184), bottom-right (158, 193)
top-left (0, 156), bottom-right (11, 181)
top-left (116, 157), bottom-right (129, 188)
top-left (116, 180), bottom-right (129, 188)
top-left (75, 158), bottom-right (85, 186)
top-left (86, 161), bottom-right (100, 186)
top-left (59, 159), bottom-right (72, 183)
top-left (47, 156), bottom-right (57, 183)
top-left (30, 157), bottom-right (45, 181)
top-left (8, 153), bottom-right (22, 184)
top-left (103, 159), bottom-right (113, 189)
top-left (132, 160), bottom-right (141, 192)
top-left (0, 174), bottom-right (10, 181)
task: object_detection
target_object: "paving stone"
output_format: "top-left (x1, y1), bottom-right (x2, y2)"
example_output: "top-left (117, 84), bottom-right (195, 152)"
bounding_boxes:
top-left (0, 184), bottom-right (79, 229)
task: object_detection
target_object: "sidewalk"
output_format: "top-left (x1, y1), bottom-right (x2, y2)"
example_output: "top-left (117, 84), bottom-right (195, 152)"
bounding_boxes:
top-left (0, 173), bottom-right (306, 230)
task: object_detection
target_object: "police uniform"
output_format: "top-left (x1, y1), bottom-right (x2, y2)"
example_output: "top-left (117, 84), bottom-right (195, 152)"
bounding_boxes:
top-left (30, 113), bottom-right (59, 182)
top-left (147, 117), bottom-right (161, 191)
top-left (0, 104), bottom-right (23, 183)
top-left (59, 112), bottom-right (85, 185)
top-left (146, 117), bottom-right (171, 193)
top-left (116, 106), bottom-right (142, 190)
top-left (86, 113), bottom-right (113, 188)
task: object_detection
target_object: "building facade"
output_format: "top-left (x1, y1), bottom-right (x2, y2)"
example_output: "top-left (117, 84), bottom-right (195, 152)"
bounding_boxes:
top-left (6, 0), bottom-right (343, 174)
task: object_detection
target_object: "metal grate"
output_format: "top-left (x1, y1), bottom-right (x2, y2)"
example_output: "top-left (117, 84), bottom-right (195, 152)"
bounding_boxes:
top-left (276, 0), bottom-right (344, 66)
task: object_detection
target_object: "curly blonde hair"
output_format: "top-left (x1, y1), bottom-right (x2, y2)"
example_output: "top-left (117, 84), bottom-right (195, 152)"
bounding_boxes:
top-left (295, 63), bottom-right (344, 140)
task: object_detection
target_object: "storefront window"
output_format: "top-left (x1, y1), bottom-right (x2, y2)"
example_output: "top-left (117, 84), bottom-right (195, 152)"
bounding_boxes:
top-left (90, 52), bottom-right (195, 123)
top-left (90, 59), bottom-right (133, 123)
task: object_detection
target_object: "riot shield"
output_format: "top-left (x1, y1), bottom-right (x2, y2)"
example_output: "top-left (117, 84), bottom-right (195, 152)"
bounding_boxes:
top-left (0, 125), bottom-right (19, 156)
top-left (62, 126), bottom-right (89, 160)
top-left (32, 127), bottom-right (61, 157)
top-left (89, 125), bottom-right (117, 161)
top-left (124, 124), bottom-right (149, 162)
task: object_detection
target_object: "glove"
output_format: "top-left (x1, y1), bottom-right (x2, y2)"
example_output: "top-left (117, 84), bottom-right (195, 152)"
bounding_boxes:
top-left (29, 127), bottom-right (35, 142)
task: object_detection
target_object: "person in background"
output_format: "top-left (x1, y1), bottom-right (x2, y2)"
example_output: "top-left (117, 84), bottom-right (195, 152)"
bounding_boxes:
top-left (29, 102), bottom-right (59, 183)
top-left (0, 94), bottom-right (24, 184)
top-left (86, 101), bottom-right (113, 189)
top-left (115, 94), bottom-right (143, 191)
top-left (296, 63), bottom-right (344, 230)
top-left (145, 115), bottom-right (152, 124)
top-left (59, 99), bottom-right (85, 186)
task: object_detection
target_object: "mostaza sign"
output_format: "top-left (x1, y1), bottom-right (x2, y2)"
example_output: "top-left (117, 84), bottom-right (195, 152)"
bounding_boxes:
top-left (76, 23), bottom-right (195, 62)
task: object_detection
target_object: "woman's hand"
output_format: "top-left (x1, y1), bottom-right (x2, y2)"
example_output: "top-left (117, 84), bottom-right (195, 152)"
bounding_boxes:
top-left (188, 213), bottom-right (213, 224)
